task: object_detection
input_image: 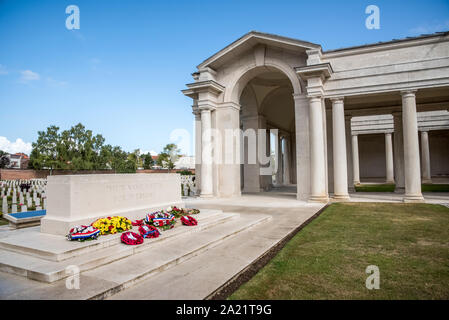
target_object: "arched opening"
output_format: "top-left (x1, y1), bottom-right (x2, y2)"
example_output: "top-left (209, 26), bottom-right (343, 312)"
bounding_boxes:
top-left (237, 68), bottom-right (297, 194)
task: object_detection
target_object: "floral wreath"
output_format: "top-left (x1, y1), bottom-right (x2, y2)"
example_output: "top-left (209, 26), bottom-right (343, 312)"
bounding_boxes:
top-left (132, 219), bottom-right (144, 226)
top-left (67, 225), bottom-right (100, 241)
top-left (168, 206), bottom-right (200, 218)
top-left (181, 215), bottom-right (198, 226)
top-left (121, 231), bottom-right (143, 245)
top-left (145, 211), bottom-right (176, 230)
top-left (91, 216), bottom-right (132, 235)
top-left (138, 225), bottom-right (160, 238)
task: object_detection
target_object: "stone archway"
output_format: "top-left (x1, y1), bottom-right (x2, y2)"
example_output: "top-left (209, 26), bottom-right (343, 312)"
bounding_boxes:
top-left (219, 64), bottom-right (308, 198)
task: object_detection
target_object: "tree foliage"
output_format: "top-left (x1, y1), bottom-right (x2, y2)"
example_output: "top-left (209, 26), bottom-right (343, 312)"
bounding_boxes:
top-left (157, 143), bottom-right (180, 172)
top-left (142, 152), bottom-right (155, 169)
top-left (0, 150), bottom-right (9, 169)
top-left (28, 123), bottom-right (136, 173)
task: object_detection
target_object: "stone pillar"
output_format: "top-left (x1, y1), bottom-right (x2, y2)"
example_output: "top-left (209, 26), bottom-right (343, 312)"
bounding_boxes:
top-left (194, 110), bottom-right (202, 195)
top-left (242, 115), bottom-right (261, 193)
top-left (266, 129), bottom-right (272, 189)
top-left (352, 134), bottom-right (360, 185)
top-left (331, 98), bottom-right (350, 200)
top-left (276, 135), bottom-right (283, 186)
top-left (283, 136), bottom-right (291, 185)
top-left (385, 132), bottom-right (395, 184)
top-left (200, 108), bottom-right (213, 197)
top-left (308, 96), bottom-right (328, 202)
top-left (393, 112), bottom-right (405, 193)
top-left (345, 116), bottom-right (354, 192)
top-left (401, 90), bottom-right (424, 202)
top-left (294, 94), bottom-right (311, 201)
top-left (420, 130), bottom-right (432, 184)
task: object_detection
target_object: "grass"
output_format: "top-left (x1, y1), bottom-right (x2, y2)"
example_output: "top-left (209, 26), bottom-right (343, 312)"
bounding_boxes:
top-left (355, 184), bottom-right (395, 192)
top-left (355, 184), bottom-right (449, 192)
top-left (229, 203), bottom-right (449, 300)
top-left (422, 184), bottom-right (449, 192)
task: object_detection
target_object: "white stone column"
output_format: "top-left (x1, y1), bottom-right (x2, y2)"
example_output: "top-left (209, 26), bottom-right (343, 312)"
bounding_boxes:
top-left (331, 98), bottom-right (350, 200)
top-left (385, 132), bottom-right (395, 184)
top-left (293, 94), bottom-right (311, 201)
top-left (194, 110), bottom-right (202, 195)
top-left (401, 90), bottom-right (424, 202)
top-left (352, 134), bottom-right (360, 185)
top-left (393, 112), bottom-right (405, 193)
top-left (276, 135), bottom-right (283, 186)
top-left (200, 107), bottom-right (213, 197)
top-left (345, 116), bottom-right (354, 192)
top-left (420, 130), bottom-right (432, 183)
top-left (283, 136), bottom-right (291, 185)
top-left (308, 96), bottom-right (328, 202)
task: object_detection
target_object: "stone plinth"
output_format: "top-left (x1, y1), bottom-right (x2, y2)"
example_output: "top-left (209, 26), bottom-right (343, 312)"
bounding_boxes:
top-left (40, 174), bottom-right (183, 235)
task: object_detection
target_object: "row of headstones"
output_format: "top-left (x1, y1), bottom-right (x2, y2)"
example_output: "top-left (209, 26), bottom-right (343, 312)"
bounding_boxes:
top-left (1, 179), bottom-right (47, 214)
top-left (180, 175), bottom-right (197, 197)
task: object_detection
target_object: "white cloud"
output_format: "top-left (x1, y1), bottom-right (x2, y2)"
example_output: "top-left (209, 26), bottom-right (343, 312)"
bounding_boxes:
top-left (141, 150), bottom-right (157, 156)
top-left (409, 20), bottom-right (449, 35)
top-left (20, 70), bottom-right (40, 82)
top-left (0, 137), bottom-right (33, 155)
top-left (46, 77), bottom-right (68, 87)
top-left (0, 64), bottom-right (7, 75)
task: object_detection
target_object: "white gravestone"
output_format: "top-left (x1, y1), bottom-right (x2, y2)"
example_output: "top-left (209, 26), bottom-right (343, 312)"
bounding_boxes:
top-left (2, 196), bottom-right (7, 214)
top-left (40, 174), bottom-right (183, 235)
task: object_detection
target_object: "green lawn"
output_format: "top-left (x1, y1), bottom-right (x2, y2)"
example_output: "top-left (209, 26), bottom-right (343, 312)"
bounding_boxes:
top-left (229, 203), bottom-right (449, 300)
top-left (355, 184), bottom-right (395, 192)
top-left (355, 184), bottom-right (449, 192)
top-left (0, 216), bottom-right (8, 226)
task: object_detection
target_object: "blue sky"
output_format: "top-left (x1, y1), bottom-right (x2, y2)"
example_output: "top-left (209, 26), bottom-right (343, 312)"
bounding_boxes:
top-left (1, 0), bottom-right (448, 156)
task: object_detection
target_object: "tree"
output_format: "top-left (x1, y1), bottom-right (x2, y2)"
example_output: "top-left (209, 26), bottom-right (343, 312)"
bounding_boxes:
top-left (28, 125), bottom-right (62, 171)
top-left (128, 149), bottom-right (143, 169)
top-left (142, 153), bottom-right (154, 169)
top-left (0, 150), bottom-right (10, 169)
top-left (28, 123), bottom-right (136, 173)
top-left (157, 143), bottom-right (180, 172)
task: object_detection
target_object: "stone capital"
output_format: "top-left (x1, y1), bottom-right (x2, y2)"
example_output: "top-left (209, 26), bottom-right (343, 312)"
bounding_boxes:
top-left (198, 103), bottom-right (216, 112)
top-left (329, 96), bottom-right (345, 103)
top-left (307, 95), bottom-right (323, 102)
top-left (400, 89), bottom-right (418, 98)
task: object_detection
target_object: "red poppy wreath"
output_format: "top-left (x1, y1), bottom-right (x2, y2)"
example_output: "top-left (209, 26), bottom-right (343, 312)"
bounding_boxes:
top-left (121, 231), bottom-right (144, 245)
top-left (181, 215), bottom-right (198, 226)
top-left (138, 225), bottom-right (160, 238)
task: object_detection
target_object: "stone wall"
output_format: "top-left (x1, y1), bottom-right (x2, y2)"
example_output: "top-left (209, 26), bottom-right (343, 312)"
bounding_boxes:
top-left (428, 130), bottom-right (449, 177)
top-left (358, 134), bottom-right (386, 179)
top-left (0, 169), bottom-right (195, 180)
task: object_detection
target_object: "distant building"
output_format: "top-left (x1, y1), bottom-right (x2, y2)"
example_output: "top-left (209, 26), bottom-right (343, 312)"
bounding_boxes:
top-left (7, 153), bottom-right (29, 169)
top-left (175, 156), bottom-right (195, 170)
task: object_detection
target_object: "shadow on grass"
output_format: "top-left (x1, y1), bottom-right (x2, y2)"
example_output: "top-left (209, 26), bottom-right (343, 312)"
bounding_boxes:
top-left (355, 184), bottom-right (449, 193)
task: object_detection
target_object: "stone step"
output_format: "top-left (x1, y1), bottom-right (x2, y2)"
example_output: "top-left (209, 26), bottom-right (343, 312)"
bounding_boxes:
top-left (0, 213), bottom-right (271, 299)
top-left (85, 213), bottom-right (271, 300)
top-left (0, 211), bottom-right (238, 283)
top-left (0, 209), bottom-right (228, 262)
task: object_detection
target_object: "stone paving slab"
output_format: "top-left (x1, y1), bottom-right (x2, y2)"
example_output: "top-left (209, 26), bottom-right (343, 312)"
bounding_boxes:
top-left (0, 211), bottom-right (270, 299)
top-left (108, 199), bottom-right (324, 300)
top-left (0, 210), bottom-right (235, 283)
